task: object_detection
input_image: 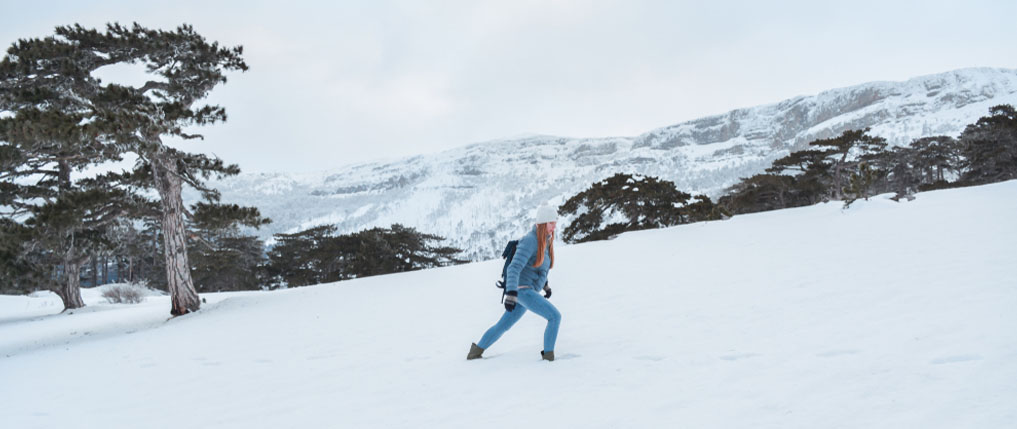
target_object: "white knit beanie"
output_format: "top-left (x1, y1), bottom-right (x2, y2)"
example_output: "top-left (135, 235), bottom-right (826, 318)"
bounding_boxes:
top-left (535, 204), bottom-right (558, 224)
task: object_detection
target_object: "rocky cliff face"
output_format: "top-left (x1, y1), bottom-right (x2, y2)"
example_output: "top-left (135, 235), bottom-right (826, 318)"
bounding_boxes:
top-left (205, 68), bottom-right (1017, 260)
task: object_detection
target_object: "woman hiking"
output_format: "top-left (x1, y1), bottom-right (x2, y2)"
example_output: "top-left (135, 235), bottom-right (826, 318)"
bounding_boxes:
top-left (467, 204), bottom-right (561, 362)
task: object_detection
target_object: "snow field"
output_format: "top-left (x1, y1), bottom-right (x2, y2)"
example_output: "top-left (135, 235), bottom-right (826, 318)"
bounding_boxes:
top-left (1, 181), bottom-right (1015, 428)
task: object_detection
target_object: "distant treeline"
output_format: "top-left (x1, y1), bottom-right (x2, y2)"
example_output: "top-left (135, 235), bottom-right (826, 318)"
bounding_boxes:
top-left (559, 105), bottom-right (1017, 243)
top-left (1, 217), bottom-right (466, 294)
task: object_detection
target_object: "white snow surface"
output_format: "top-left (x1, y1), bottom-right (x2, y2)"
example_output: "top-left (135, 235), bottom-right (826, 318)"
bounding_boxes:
top-left (203, 67), bottom-right (1017, 260)
top-left (3, 180), bottom-right (1016, 428)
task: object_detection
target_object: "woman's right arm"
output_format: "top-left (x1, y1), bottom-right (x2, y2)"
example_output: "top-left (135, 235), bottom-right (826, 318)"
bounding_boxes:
top-left (504, 235), bottom-right (536, 293)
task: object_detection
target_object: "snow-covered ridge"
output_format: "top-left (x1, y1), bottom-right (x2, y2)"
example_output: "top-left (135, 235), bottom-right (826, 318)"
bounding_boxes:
top-left (202, 67), bottom-right (1017, 259)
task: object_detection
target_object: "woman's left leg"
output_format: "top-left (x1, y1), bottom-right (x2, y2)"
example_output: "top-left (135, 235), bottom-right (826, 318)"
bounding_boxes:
top-left (477, 305), bottom-right (527, 350)
top-left (517, 289), bottom-right (562, 353)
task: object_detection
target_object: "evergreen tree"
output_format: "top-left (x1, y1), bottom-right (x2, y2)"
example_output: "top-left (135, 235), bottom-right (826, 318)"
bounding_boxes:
top-left (958, 104), bottom-right (1017, 185)
top-left (342, 224), bottom-right (467, 279)
top-left (559, 173), bottom-right (698, 243)
top-left (765, 149), bottom-right (830, 205)
top-left (879, 146), bottom-right (922, 200)
top-left (911, 136), bottom-right (962, 184)
top-left (718, 173), bottom-right (798, 214)
top-left (1, 23), bottom-right (250, 315)
top-left (0, 43), bottom-right (141, 308)
top-left (23, 185), bottom-right (138, 306)
top-left (188, 201), bottom-right (270, 292)
top-left (685, 194), bottom-right (729, 222)
top-left (267, 225), bottom-right (343, 288)
top-left (842, 161), bottom-right (878, 207)
top-left (811, 130), bottom-right (888, 201)
top-left (767, 130), bottom-right (887, 202)
top-left (0, 218), bottom-right (39, 294)
top-left (267, 224), bottom-right (466, 288)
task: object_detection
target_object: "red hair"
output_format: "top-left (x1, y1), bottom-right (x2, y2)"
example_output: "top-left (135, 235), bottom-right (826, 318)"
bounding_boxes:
top-left (532, 223), bottom-right (555, 269)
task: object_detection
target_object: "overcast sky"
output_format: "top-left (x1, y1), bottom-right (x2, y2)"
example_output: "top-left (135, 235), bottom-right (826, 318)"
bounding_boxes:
top-left (2, 0), bottom-right (1016, 173)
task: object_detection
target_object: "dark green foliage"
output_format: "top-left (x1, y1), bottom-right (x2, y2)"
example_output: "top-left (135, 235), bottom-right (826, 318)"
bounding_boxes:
top-left (187, 201), bottom-right (271, 292)
top-left (911, 136), bottom-right (962, 183)
top-left (342, 224), bottom-right (468, 279)
top-left (958, 105), bottom-right (1017, 185)
top-left (559, 173), bottom-right (719, 243)
top-left (763, 150), bottom-right (830, 207)
top-left (0, 218), bottom-right (41, 293)
top-left (719, 174), bottom-right (800, 215)
top-left (267, 224), bottom-right (466, 288)
top-left (190, 201), bottom-right (271, 231)
top-left (266, 225), bottom-right (340, 288)
top-left (809, 130), bottom-right (888, 199)
top-left (189, 235), bottom-right (266, 292)
top-left (842, 162), bottom-right (878, 207)
top-left (0, 56), bottom-right (141, 302)
top-left (767, 129), bottom-right (888, 202)
top-left (721, 106), bottom-right (1017, 213)
top-left (685, 195), bottom-right (729, 222)
top-left (878, 146), bottom-right (923, 200)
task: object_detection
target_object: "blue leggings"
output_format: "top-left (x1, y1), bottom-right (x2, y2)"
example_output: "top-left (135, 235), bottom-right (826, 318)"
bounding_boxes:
top-left (477, 288), bottom-right (561, 352)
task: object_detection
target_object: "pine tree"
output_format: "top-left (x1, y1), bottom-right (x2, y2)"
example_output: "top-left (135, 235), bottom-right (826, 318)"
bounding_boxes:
top-left (188, 201), bottom-right (270, 292)
top-left (1, 23), bottom-right (250, 315)
top-left (879, 146), bottom-right (922, 200)
top-left (842, 162), bottom-right (877, 207)
top-left (267, 224), bottom-right (465, 288)
top-left (0, 40), bottom-right (141, 308)
top-left (959, 105), bottom-right (1017, 185)
top-left (559, 173), bottom-right (696, 243)
top-left (0, 218), bottom-right (38, 294)
top-left (911, 136), bottom-right (962, 184)
top-left (685, 194), bottom-right (729, 222)
top-left (342, 224), bottom-right (466, 278)
top-left (718, 174), bottom-right (797, 214)
top-left (767, 130), bottom-right (888, 202)
top-left (765, 149), bottom-right (830, 205)
top-left (267, 225), bottom-right (342, 288)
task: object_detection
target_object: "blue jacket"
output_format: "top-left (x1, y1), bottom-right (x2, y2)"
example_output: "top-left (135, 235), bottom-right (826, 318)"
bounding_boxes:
top-left (505, 226), bottom-right (551, 293)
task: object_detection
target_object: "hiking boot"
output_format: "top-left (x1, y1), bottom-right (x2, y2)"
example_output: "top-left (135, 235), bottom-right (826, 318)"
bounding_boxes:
top-left (467, 343), bottom-right (485, 360)
top-left (541, 350), bottom-right (555, 362)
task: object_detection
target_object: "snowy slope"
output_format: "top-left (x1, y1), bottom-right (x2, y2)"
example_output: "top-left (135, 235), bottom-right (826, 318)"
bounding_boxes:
top-left (4, 180), bottom-right (1016, 428)
top-left (205, 67), bottom-right (1017, 260)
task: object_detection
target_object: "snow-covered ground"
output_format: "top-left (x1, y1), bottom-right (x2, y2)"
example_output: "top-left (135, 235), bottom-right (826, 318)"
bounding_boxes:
top-left (2, 181), bottom-right (1015, 428)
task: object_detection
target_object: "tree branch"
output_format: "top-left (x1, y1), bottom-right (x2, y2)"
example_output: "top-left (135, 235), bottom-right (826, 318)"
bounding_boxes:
top-left (139, 81), bottom-right (172, 94)
top-left (82, 208), bottom-right (128, 229)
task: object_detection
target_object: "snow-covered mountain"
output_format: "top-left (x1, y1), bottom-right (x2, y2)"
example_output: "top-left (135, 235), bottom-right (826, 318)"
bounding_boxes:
top-left (6, 181), bottom-right (1017, 428)
top-left (205, 67), bottom-right (1017, 260)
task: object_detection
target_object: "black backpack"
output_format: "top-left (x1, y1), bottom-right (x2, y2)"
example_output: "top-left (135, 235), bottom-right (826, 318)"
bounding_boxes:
top-left (495, 240), bottom-right (519, 289)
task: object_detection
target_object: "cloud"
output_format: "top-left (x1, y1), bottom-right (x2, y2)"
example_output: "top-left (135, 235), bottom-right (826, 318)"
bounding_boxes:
top-left (2, 0), bottom-right (1016, 173)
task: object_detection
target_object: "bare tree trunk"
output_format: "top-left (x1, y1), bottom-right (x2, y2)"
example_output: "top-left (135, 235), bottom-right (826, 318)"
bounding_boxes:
top-left (52, 161), bottom-right (85, 310)
top-left (90, 255), bottom-right (99, 287)
top-left (55, 254), bottom-right (87, 310)
top-left (102, 255), bottom-right (109, 284)
top-left (150, 149), bottom-right (201, 316)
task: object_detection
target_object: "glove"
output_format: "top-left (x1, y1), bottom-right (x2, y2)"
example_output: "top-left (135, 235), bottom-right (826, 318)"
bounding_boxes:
top-left (504, 290), bottom-right (518, 312)
top-left (543, 282), bottom-right (552, 299)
